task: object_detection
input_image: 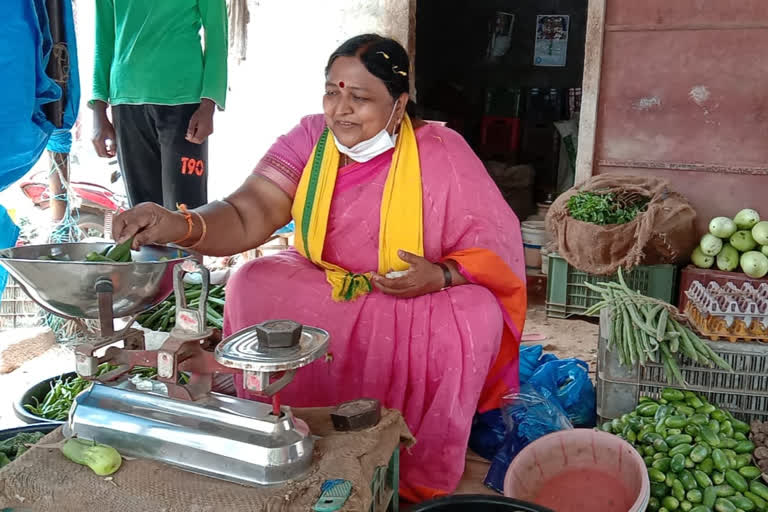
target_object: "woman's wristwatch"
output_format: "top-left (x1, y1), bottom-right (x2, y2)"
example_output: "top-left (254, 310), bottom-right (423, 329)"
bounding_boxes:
top-left (436, 262), bottom-right (453, 289)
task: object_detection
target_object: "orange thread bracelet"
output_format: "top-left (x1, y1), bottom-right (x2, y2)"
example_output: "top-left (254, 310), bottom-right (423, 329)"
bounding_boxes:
top-left (172, 203), bottom-right (194, 245)
top-left (186, 211), bottom-right (208, 250)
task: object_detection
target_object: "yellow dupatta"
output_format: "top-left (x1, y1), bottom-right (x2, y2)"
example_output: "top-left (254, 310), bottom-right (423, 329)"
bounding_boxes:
top-left (291, 114), bottom-right (423, 301)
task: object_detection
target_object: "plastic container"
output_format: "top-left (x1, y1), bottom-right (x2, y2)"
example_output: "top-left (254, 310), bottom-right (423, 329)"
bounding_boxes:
top-left (0, 422), bottom-right (57, 441)
top-left (410, 495), bottom-right (553, 512)
top-left (540, 249), bottom-right (549, 276)
top-left (545, 253), bottom-right (678, 319)
top-left (480, 116), bottom-right (521, 158)
top-left (1, 423), bottom-right (59, 512)
top-left (503, 429), bottom-right (649, 512)
top-left (526, 203), bottom-right (552, 222)
top-left (521, 221), bottom-right (549, 270)
top-left (14, 372), bottom-right (76, 425)
top-left (596, 309), bottom-right (768, 424)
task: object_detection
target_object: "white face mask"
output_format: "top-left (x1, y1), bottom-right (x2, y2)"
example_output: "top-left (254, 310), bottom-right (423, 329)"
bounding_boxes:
top-left (331, 101), bottom-right (400, 163)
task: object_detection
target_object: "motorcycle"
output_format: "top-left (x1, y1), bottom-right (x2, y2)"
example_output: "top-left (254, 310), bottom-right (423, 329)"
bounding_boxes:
top-left (19, 160), bottom-right (127, 240)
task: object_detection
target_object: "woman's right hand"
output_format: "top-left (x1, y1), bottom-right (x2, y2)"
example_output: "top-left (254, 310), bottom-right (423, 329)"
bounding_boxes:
top-left (112, 203), bottom-right (189, 250)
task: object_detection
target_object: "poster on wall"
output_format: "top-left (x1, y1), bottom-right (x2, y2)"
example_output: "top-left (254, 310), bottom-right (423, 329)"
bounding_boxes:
top-left (487, 11), bottom-right (515, 59)
top-left (534, 15), bottom-right (569, 67)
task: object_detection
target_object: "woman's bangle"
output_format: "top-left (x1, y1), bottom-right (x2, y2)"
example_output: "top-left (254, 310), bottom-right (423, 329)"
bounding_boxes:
top-left (171, 204), bottom-right (194, 244)
top-left (185, 211), bottom-right (208, 250)
top-left (436, 262), bottom-right (453, 289)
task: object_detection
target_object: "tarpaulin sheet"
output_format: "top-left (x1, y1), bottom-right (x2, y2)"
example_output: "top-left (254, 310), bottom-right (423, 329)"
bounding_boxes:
top-left (0, 207), bottom-right (20, 301)
top-left (0, 0), bottom-right (80, 192)
top-left (0, 0), bottom-right (78, 298)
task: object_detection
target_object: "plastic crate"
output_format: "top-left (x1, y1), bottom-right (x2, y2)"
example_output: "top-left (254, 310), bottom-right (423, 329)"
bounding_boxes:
top-left (596, 310), bottom-right (768, 424)
top-left (479, 116), bottom-right (521, 157)
top-left (0, 276), bottom-right (41, 329)
top-left (370, 448), bottom-right (399, 512)
top-left (545, 253), bottom-right (678, 319)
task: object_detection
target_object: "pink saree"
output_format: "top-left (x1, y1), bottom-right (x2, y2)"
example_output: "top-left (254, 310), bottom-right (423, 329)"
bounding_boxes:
top-left (224, 114), bottom-right (526, 499)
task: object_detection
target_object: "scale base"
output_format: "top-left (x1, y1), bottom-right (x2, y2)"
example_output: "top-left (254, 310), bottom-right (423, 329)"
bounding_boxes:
top-left (64, 382), bottom-right (314, 486)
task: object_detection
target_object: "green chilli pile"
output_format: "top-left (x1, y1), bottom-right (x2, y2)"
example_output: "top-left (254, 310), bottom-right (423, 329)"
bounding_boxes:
top-left (136, 283), bottom-right (225, 332)
top-left (603, 388), bottom-right (768, 512)
top-left (584, 269), bottom-right (731, 385)
top-left (84, 238), bottom-right (134, 262)
top-left (24, 363), bottom-right (185, 421)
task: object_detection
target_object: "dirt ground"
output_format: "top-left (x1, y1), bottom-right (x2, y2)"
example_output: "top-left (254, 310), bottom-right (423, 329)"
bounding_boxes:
top-left (523, 302), bottom-right (599, 376)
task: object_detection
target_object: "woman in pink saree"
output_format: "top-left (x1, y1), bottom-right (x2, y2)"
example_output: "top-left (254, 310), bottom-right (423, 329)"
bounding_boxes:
top-left (113, 34), bottom-right (526, 501)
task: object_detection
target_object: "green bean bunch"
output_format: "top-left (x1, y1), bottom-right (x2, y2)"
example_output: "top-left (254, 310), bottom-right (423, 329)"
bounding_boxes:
top-left (24, 363), bottom-right (117, 421)
top-left (584, 269), bottom-right (732, 386)
top-left (24, 364), bottom-right (189, 421)
top-left (136, 283), bottom-right (226, 332)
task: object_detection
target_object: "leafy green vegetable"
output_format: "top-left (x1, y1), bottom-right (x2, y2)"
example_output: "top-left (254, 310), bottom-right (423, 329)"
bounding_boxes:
top-left (567, 191), bottom-right (649, 225)
top-left (0, 431), bottom-right (45, 467)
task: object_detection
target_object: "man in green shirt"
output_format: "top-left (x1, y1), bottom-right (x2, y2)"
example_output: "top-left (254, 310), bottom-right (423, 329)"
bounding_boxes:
top-left (90, 0), bottom-right (228, 210)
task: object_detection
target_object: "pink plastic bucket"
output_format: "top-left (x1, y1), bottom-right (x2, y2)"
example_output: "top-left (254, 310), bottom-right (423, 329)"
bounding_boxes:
top-left (503, 429), bottom-right (650, 512)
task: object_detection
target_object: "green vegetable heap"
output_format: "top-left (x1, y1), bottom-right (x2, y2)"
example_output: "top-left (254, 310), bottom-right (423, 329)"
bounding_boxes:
top-left (37, 238), bottom-right (136, 262)
top-left (584, 269), bottom-right (732, 385)
top-left (603, 388), bottom-right (768, 512)
top-left (85, 238), bottom-right (133, 263)
top-left (24, 363), bottom-right (187, 421)
top-left (136, 282), bottom-right (226, 332)
top-left (566, 191), bottom-right (650, 225)
top-left (0, 431), bottom-right (45, 468)
top-left (692, 209), bottom-right (768, 279)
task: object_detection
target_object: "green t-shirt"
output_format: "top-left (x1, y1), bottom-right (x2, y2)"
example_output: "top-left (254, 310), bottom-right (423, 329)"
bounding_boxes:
top-left (92, 0), bottom-right (228, 109)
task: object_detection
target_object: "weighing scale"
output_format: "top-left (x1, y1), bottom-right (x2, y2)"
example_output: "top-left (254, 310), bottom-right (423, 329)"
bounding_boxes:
top-left (0, 242), bottom-right (329, 486)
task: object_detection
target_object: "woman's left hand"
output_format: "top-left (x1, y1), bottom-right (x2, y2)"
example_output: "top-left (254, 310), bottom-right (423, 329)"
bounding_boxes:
top-left (371, 250), bottom-right (445, 298)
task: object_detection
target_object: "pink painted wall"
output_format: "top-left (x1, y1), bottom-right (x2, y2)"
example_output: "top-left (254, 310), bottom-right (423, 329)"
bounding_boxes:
top-left (594, 0), bottom-right (768, 232)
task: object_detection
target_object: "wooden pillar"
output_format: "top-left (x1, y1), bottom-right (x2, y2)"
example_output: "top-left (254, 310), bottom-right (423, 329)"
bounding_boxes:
top-left (574, 0), bottom-right (607, 185)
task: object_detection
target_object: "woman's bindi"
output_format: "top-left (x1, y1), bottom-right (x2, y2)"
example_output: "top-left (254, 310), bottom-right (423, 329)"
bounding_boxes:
top-left (339, 81), bottom-right (345, 88)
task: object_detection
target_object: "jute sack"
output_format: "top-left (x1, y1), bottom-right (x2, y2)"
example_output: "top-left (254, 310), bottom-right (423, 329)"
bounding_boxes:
top-left (0, 407), bottom-right (414, 512)
top-left (545, 174), bottom-right (697, 275)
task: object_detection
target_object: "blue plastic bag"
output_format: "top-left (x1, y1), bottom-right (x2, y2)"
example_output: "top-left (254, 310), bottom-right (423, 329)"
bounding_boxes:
top-left (518, 344), bottom-right (556, 383)
top-left (469, 345), bottom-right (557, 460)
top-left (527, 358), bottom-right (596, 427)
top-left (483, 384), bottom-right (573, 493)
top-left (0, 0), bottom-right (79, 189)
top-left (0, 206), bottom-right (20, 299)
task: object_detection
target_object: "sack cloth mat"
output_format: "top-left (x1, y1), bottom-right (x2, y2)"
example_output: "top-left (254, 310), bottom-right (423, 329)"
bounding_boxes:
top-left (0, 407), bottom-right (414, 512)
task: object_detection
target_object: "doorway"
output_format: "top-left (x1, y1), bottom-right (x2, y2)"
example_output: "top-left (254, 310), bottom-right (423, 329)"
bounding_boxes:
top-left (414, 0), bottom-right (589, 223)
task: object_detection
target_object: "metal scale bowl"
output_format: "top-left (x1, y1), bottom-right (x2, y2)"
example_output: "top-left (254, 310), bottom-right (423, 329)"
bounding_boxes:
top-left (0, 242), bottom-right (329, 486)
